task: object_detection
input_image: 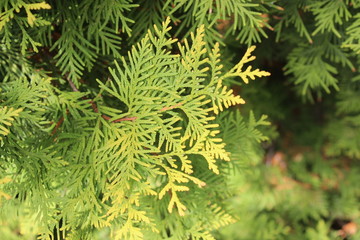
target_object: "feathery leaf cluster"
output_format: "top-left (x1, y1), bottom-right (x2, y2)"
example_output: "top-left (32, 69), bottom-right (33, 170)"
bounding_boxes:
top-left (0, 3), bottom-right (269, 237)
top-left (1, 0), bottom-right (360, 239)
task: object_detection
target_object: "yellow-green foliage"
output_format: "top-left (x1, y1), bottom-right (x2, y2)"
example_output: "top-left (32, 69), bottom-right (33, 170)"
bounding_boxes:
top-left (0, 15), bottom-right (268, 239)
top-left (0, 106), bottom-right (22, 140)
top-left (1, 0), bottom-right (360, 239)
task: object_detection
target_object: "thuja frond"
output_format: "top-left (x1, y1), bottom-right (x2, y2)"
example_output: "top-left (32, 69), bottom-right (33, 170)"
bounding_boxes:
top-left (0, 12), bottom-right (270, 239)
top-left (224, 1), bottom-right (270, 45)
top-left (343, 13), bottom-right (360, 54)
top-left (0, 106), bottom-right (23, 140)
top-left (79, 0), bottom-right (137, 35)
top-left (129, 0), bottom-right (174, 43)
top-left (217, 110), bottom-right (270, 169)
top-left (164, 0), bottom-right (271, 46)
top-left (310, 0), bottom-right (351, 38)
top-left (49, 0), bottom-right (137, 85)
top-left (274, 0), bottom-right (313, 43)
top-left (1, 1), bottom-right (360, 239)
top-left (223, 46), bottom-right (271, 84)
top-left (0, 1), bottom-right (51, 30)
top-left (51, 24), bottom-right (98, 85)
top-left (87, 18), bottom-right (268, 238)
top-left (285, 41), bottom-right (341, 94)
top-left (0, 0), bottom-right (51, 54)
top-left (206, 203), bottom-right (236, 230)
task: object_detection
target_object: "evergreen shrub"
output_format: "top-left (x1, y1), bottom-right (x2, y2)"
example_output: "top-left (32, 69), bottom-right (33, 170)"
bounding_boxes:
top-left (0, 1), bottom-right (359, 240)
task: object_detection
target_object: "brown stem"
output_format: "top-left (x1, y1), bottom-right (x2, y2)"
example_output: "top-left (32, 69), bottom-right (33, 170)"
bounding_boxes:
top-left (113, 116), bottom-right (137, 122)
top-left (160, 102), bottom-right (183, 112)
top-left (66, 76), bottom-right (79, 92)
top-left (51, 116), bottom-right (64, 135)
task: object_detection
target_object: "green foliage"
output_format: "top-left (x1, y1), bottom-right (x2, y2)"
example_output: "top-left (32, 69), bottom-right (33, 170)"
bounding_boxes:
top-left (219, 151), bottom-right (360, 240)
top-left (164, 0), bottom-right (272, 46)
top-left (0, 2), bottom-right (269, 237)
top-left (325, 85), bottom-right (360, 159)
top-left (343, 13), bottom-right (360, 53)
top-left (0, 1), bottom-right (51, 53)
top-left (1, 0), bottom-right (360, 239)
top-left (0, 106), bottom-right (23, 140)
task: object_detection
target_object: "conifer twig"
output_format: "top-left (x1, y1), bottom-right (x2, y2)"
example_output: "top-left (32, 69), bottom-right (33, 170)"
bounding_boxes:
top-left (51, 77), bottom-right (183, 135)
top-left (65, 77), bottom-right (138, 123)
top-left (66, 76), bottom-right (79, 92)
top-left (66, 77), bottom-right (182, 122)
top-left (51, 116), bottom-right (64, 135)
top-left (160, 103), bottom-right (183, 112)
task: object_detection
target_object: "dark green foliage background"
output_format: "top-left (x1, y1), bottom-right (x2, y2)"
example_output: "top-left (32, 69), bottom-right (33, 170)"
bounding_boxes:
top-left (1, 0), bottom-right (360, 239)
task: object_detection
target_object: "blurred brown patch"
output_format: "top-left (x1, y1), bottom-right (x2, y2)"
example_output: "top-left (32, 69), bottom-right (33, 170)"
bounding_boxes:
top-left (338, 222), bottom-right (357, 238)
